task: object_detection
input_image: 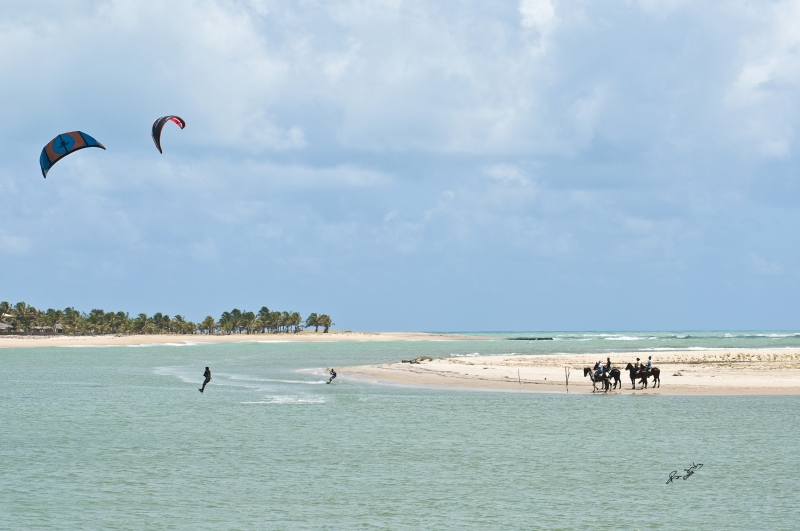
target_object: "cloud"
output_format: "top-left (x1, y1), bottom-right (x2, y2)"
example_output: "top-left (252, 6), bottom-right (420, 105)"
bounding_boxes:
top-left (2, 1), bottom-right (800, 329)
top-left (484, 164), bottom-right (530, 186)
top-left (519, 0), bottom-right (557, 45)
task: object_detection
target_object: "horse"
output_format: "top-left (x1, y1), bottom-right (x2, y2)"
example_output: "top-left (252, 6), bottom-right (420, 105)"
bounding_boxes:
top-left (607, 368), bottom-right (622, 389)
top-left (583, 367), bottom-right (621, 392)
top-left (624, 363), bottom-right (661, 389)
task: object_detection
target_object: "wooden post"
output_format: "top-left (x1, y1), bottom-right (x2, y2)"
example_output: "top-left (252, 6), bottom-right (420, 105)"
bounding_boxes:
top-left (565, 366), bottom-right (570, 393)
top-left (518, 369), bottom-right (521, 385)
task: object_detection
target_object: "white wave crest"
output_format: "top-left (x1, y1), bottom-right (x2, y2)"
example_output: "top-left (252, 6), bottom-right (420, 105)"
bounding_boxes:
top-left (241, 395), bottom-right (325, 405)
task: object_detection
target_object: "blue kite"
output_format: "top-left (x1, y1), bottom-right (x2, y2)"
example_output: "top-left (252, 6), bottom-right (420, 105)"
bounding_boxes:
top-left (40, 131), bottom-right (106, 178)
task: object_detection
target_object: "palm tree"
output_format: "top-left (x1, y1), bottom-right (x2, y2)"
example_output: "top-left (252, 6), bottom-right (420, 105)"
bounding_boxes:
top-left (305, 313), bottom-right (320, 332)
top-left (230, 309), bottom-right (243, 333)
top-left (257, 306), bottom-right (271, 333)
top-left (0, 301), bottom-right (338, 337)
top-left (12, 302), bottom-right (38, 335)
top-left (289, 311), bottom-right (302, 333)
top-left (173, 315), bottom-right (187, 334)
top-left (133, 313), bottom-right (151, 334)
top-left (219, 311), bottom-right (232, 334)
top-left (200, 316), bottom-right (216, 334)
top-left (63, 307), bottom-right (81, 335)
top-left (242, 311), bottom-right (256, 334)
top-left (319, 314), bottom-right (333, 333)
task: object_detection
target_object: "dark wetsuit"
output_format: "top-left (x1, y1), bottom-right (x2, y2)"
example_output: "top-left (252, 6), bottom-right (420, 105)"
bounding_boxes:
top-left (327, 369), bottom-right (337, 384)
top-left (199, 368), bottom-right (211, 393)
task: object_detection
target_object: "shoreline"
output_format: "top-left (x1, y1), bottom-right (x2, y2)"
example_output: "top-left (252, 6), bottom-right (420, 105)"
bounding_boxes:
top-left (0, 331), bottom-right (492, 349)
top-left (341, 349), bottom-right (800, 395)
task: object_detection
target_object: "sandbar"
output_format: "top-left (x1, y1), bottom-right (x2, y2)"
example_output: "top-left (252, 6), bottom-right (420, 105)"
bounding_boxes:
top-left (341, 350), bottom-right (800, 395)
top-left (0, 331), bottom-right (490, 349)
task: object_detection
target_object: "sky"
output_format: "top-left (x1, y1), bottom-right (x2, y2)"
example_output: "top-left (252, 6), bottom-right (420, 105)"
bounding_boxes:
top-left (2, 0), bottom-right (800, 331)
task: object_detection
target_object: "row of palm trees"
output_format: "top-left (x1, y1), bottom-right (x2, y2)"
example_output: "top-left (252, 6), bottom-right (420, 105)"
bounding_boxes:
top-left (0, 301), bottom-right (333, 336)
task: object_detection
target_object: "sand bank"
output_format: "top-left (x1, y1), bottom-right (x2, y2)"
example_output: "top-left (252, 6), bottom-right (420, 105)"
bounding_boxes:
top-left (0, 331), bottom-right (490, 349)
top-left (341, 350), bottom-right (800, 395)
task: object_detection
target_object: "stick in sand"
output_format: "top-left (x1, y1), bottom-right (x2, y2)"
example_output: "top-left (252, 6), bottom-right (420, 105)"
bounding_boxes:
top-left (518, 369), bottom-right (521, 386)
top-left (564, 366), bottom-right (570, 393)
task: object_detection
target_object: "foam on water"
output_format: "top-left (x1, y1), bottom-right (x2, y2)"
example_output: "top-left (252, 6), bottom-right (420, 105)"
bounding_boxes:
top-left (241, 395), bottom-right (326, 405)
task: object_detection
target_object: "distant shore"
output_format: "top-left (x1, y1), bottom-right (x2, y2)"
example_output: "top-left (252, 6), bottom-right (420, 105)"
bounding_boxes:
top-left (341, 350), bottom-right (800, 395)
top-left (0, 330), bottom-right (491, 348)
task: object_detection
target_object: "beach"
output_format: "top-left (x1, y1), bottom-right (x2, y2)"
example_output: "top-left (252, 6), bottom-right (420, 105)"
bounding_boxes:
top-left (0, 330), bottom-right (488, 349)
top-left (342, 349), bottom-right (800, 395)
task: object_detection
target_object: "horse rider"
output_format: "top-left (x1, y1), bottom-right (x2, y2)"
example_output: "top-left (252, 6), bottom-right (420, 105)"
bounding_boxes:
top-left (605, 357), bottom-right (612, 374)
top-left (594, 360), bottom-right (604, 380)
top-left (644, 356), bottom-right (652, 371)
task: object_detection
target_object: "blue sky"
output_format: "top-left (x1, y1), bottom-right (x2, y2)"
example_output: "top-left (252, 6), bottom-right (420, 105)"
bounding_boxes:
top-left (2, 0), bottom-right (800, 331)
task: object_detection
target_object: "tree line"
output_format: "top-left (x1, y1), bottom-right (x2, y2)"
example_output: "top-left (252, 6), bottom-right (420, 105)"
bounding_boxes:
top-left (0, 301), bottom-right (333, 336)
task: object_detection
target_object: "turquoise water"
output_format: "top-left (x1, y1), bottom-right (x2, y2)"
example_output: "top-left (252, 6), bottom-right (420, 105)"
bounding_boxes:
top-left (2, 335), bottom-right (799, 530)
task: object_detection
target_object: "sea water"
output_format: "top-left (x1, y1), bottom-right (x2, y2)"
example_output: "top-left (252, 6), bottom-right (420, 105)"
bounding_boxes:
top-left (1, 333), bottom-right (799, 530)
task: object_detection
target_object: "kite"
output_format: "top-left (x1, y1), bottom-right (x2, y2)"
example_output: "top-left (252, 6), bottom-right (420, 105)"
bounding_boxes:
top-left (40, 132), bottom-right (106, 178)
top-left (151, 115), bottom-right (186, 153)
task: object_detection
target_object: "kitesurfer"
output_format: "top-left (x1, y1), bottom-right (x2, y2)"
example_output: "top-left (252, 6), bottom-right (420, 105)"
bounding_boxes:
top-left (199, 366), bottom-right (211, 393)
top-left (327, 368), bottom-right (337, 384)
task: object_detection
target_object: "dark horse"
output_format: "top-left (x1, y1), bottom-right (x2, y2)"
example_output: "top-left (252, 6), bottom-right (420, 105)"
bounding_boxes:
top-left (583, 367), bottom-right (622, 392)
top-left (624, 363), bottom-right (661, 389)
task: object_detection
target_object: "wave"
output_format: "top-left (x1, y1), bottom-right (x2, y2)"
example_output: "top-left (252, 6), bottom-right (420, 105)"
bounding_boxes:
top-left (241, 395), bottom-right (325, 405)
top-left (227, 374), bottom-right (327, 385)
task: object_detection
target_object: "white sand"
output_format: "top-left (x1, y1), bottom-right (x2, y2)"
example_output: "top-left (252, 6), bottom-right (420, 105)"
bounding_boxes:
top-left (341, 350), bottom-right (800, 395)
top-left (0, 330), bottom-right (490, 349)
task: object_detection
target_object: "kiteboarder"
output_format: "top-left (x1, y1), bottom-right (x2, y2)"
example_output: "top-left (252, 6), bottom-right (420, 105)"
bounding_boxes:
top-left (199, 366), bottom-right (211, 393)
top-left (327, 368), bottom-right (337, 384)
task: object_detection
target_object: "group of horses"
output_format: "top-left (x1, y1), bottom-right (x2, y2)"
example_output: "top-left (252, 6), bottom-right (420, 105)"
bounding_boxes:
top-left (582, 363), bottom-right (661, 393)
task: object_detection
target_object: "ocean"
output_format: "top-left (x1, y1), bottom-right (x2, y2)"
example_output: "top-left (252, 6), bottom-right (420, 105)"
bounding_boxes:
top-left (2, 332), bottom-right (799, 530)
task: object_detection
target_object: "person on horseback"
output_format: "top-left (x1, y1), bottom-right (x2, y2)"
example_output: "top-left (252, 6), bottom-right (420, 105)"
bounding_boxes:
top-left (594, 360), bottom-right (604, 380)
top-left (645, 356), bottom-right (652, 370)
top-left (605, 357), bottom-right (612, 373)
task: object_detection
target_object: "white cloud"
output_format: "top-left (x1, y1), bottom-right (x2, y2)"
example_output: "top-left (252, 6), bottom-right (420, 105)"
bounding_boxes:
top-left (484, 164), bottom-right (530, 186)
top-left (519, 0), bottom-right (556, 34)
top-left (724, 1), bottom-right (800, 157)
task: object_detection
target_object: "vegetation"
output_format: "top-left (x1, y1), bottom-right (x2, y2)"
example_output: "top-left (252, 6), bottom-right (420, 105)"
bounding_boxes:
top-left (0, 301), bottom-right (333, 336)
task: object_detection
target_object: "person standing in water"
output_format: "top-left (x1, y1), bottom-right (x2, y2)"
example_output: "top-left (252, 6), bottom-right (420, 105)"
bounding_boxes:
top-left (199, 366), bottom-right (211, 393)
top-left (327, 368), bottom-right (337, 384)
